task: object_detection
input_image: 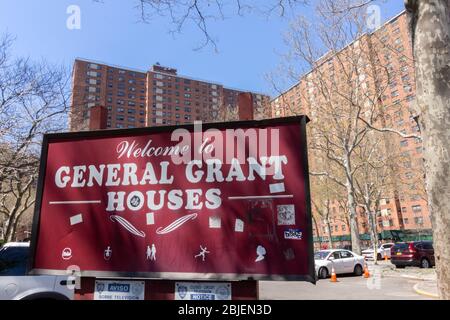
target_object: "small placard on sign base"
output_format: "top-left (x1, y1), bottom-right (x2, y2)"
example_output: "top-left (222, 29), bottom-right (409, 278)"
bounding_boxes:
top-left (94, 280), bottom-right (145, 300)
top-left (175, 282), bottom-right (232, 300)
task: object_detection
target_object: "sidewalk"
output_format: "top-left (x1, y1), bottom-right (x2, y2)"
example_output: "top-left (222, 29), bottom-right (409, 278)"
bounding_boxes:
top-left (413, 281), bottom-right (439, 299)
top-left (367, 260), bottom-right (439, 298)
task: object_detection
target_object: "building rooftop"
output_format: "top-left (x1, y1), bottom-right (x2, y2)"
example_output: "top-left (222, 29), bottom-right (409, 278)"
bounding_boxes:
top-left (75, 57), bottom-right (269, 97)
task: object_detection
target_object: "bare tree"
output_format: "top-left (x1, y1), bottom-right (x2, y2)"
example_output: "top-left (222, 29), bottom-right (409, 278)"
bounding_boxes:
top-left (269, 1), bottom-right (405, 254)
top-left (353, 131), bottom-right (398, 263)
top-left (0, 34), bottom-right (70, 242)
top-left (311, 175), bottom-right (336, 249)
top-left (96, 0), bottom-right (306, 51)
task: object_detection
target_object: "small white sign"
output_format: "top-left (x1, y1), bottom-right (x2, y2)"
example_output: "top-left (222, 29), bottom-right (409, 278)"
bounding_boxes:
top-left (175, 282), bottom-right (231, 300)
top-left (94, 280), bottom-right (145, 300)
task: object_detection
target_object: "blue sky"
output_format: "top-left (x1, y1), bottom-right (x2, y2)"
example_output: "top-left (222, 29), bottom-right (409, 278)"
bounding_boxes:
top-left (0, 0), bottom-right (405, 95)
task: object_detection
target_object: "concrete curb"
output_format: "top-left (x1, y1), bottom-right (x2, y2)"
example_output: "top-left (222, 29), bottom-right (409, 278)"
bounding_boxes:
top-left (400, 274), bottom-right (435, 281)
top-left (413, 282), bottom-right (439, 299)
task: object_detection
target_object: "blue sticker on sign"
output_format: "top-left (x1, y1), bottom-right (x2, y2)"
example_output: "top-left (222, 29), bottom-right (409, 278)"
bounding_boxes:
top-left (108, 283), bottom-right (130, 292)
top-left (284, 229), bottom-right (302, 240)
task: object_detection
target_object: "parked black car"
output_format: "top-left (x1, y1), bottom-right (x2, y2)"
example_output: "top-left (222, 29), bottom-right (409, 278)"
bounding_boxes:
top-left (390, 241), bottom-right (435, 268)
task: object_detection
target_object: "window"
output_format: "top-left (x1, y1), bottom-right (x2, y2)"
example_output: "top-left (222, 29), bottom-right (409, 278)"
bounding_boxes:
top-left (401, 207), bottom-right (407, 213)
top-left (0, 246), bottom-right (29, 276)
top-left (412, 205), bottom-right (422, 213)
top-left (88, 63), bottom-right (101, 70)
top-left (400, 140), bottom-right (408, 147)
top-left (423, 242), bottom-right (433, 250)
top-left (403, 218), bottom-right (409, 224)
top-left (406, 95), bottom-right (415, 102)
top-left (414, 217), bottom-right (424, 225)
top-left (340, 251), bottom-right (353, 259)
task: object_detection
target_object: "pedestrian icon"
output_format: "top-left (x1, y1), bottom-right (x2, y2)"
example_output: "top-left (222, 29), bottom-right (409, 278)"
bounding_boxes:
top-left (146, 244), bottom-right (156, 261)
top-left (104, 246), bottom-right (112, 261)
top-left (194, 245), bottom-right (210, 262)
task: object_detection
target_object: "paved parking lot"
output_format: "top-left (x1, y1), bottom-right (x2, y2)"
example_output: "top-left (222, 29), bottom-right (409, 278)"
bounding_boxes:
top-left (259, 262), bottom-right (436, 300)
top-left (259, 275), bottom-right (431, 300)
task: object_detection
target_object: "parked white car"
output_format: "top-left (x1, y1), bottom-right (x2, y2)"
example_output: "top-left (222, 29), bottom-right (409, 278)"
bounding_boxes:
top-left (0, 242), bottom-right (74, 300)
top-left (314, 249), bottom-right (365, 279)
top-left (361, 243), bottom-right (394, 260)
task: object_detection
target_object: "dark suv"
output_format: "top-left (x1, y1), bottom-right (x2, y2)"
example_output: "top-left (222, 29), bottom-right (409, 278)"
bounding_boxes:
top-left (390, 241), bottom-right (435, 268)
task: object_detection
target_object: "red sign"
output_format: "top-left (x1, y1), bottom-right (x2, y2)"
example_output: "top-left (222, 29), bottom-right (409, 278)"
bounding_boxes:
top-left (29, 116), bottom-right (314, 282)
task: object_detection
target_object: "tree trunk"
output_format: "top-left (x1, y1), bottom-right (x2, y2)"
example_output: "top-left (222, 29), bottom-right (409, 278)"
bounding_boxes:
top-left (326, 219), bottom-right (333, 249)
top-left (405, 0), bottom-right (450, 299)
top-left (312, 215), bottom-right (322, 249)
top-left (346, 182), bottom-right (361, 254)
top-left (344, 156), bottom-right (362, 254)
top-left (369, 211), bottom-right (379, 264)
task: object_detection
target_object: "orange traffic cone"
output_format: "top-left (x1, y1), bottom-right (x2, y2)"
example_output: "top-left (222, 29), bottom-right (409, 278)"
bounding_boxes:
top-left (330, 267), bottom-right (338, 282)
top-left (363, 263), bottom-right (370, 278)
top-left (384, 253), bottom-right (388, 261)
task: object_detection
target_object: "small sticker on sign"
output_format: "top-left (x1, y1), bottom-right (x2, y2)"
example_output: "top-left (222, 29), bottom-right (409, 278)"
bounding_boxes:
top-left (284, 229), bottom-right (303, 240)
top-left (284, 248), bottom-right (295, 260)
top-left (209, 216), bottom-right (221, 229)
top-left (70, 213), bottom-right (83, 226)
top-left (269, 182), bottom-right (285, 193)
top-left (146, 212), bottom-right (154, 225)
top-left (234, 219), bottom-right (244, 232)
top-left (277, 204), bottom-right (296, 225)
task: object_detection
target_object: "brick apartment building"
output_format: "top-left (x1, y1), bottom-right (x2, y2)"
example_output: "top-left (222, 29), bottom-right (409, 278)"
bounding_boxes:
top-left (70, 60), bottom-right (271, 131)
top-left (271, 11), bottom-right (431, 248)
